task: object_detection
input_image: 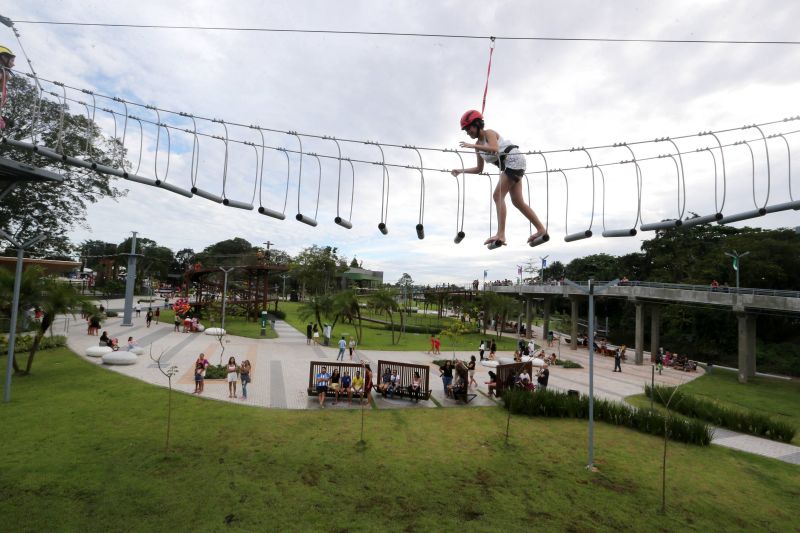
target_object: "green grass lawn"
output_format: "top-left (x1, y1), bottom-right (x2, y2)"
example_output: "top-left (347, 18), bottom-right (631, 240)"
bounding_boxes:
top-left (278, 301), bottom-right (523, 352)
top-left (158, 309), bottom-right (278, 340)
top-left (626, 368), bottom-right (800, 444)
top-left (0, 349), bottom-right (798, 531)
top-left (681, 368), bottom-right (800, 444)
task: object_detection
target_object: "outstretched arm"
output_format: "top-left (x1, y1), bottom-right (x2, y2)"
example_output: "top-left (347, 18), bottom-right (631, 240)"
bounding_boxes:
top-left (460, 129), bottom-right (499, 153)
top-left (452, 152), bottom-right (485, 176)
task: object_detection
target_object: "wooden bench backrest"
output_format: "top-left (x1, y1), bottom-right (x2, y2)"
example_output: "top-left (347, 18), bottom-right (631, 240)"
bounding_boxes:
top-left (495, 361), bottom-right (534, 394)
top-left (308, 361), bottom-right (369, 389)
top-left (376, 360), bottom-right (430, 394)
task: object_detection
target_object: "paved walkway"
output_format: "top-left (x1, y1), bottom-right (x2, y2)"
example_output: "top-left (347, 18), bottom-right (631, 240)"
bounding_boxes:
top-left (62, 299), bottom-right (799, 465)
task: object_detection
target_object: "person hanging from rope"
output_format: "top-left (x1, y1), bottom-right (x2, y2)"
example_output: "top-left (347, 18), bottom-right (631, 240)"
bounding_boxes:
top-left (0, 45), bottom-right (15, 131)
top-left (452, 109), bottom-right (546, 246)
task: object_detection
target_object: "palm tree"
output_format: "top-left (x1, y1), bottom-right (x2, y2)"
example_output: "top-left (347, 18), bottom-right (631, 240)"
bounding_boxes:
top-left (297, 294), bottom-right (332, 333)
top-left (0, 267), bottom-right (94, 374)
top-left (368, 289), bottom-right (402, 345)
top-left (330, 289), bottom-right (363, 343)
top-left (494, 295), bottom-right (520, 340)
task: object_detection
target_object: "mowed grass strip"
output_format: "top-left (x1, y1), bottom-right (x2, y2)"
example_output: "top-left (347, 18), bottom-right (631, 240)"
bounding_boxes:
top-left (0, 349), bottom-right (797, 532)
top-left (279, 301), bottom-right (523, 352)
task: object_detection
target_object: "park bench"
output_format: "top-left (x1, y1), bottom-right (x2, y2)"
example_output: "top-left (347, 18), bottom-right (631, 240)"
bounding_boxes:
top-left (442, 361), bottom-right (477, 404)
top-left (307, 361), bottom-right (369, 401)
top-left (493, 360), bottom-right (534, 397)
top-left (375, 360), bottom-right (432, 401)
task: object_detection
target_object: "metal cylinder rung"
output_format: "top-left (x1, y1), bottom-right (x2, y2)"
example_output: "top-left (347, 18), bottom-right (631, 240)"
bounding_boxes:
top-left (64, 154), bottom-right (97, 171)
top-left (258, 206), bottom-right (286, 220)
top-left (155, 180), bottom-right (193, 198)
top-left (680, 213), bottom-right (723, 228)
top-left (718, 208), bottom-right (766, 224)
top-left (564, 230), bottom-right (593, 242)
top-left (528, 234), bottom-right (550, 248)
top-left (296, 213), bottom-right (318, 227)
top-left (192, 187), bottom-right (223, 204)
top-left (93, 163), bottom-right (125, 178)
top-left (764, 200), bottom-right (800, 214)
top-left (602, 228), bottom-right (637, 238)
top-left (640, 219), bottom-right (680, 231)
top-left (487, 239), bottom-right (504, 250)
top-left (335, 217), bottom-right (353, 229)
top-left (415, 224), bottom-right (425, 240)
top-left (453, 231), bottom-right (466, 244)
top-left (378, 222), bottom-right (388, 235)
top-left (123, 172), bottom-right (157, 186)
top-left (222, 198), bottom-right (253, 210)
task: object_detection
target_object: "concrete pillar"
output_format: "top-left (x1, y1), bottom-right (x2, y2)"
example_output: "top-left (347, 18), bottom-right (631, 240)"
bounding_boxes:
top-left (737, 313), bottom-right (757, 383)
top-left (634, 302), bottom-right (644, 365)
top-left (525, 296), bottom-right (532, 339)
top-left (542, 297), bottom-right (551, 342)
top-left (570, 297), bottom-right (579, 351)
top-left (650, 306), bottom-right (661, 363)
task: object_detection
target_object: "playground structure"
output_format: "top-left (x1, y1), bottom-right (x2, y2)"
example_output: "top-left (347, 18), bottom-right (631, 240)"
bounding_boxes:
top-left (184, 263), bottom-right (289, 320)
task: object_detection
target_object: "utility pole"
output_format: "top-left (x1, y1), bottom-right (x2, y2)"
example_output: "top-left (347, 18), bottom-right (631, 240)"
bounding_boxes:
top-left (262, 241), bottom-right (274, 262)
top-left (281, 273), bottom-right (289, 300)
top-left (564, 278), bottom-right (620, 471)
top-left (724, 250), bottom-right (749, 289)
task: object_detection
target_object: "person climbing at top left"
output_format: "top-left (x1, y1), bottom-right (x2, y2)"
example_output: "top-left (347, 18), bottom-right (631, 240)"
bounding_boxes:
top-left (451, 109), bottom-right (546, 248)
top-left (0, 45), bottom-right (16, 131)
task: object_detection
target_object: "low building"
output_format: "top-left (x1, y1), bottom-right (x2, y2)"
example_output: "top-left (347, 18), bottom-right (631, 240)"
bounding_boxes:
top-left (339, 267), bottom-right (383, 289)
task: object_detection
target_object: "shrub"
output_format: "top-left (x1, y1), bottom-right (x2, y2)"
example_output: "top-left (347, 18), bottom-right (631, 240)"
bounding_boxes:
top-left (270, 309), bottom-right (287, 320)
top-left (503, 388), bottom-right (711, 446)
top-left (204, 365), bottom-right (228, 379)
top-left (104, 311), bottom-right (119, 318)
top-left (0, 334), bottom-right (68, 353)
top-left (387, 324), bottom-right (441, 335)
top-left (560, 359), bottom-right (583, 369)
top-left (645, 384), bottom-right (796, 443)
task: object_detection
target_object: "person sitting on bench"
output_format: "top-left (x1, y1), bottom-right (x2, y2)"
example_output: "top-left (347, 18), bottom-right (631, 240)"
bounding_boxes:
top-left (408, 371), bottom-right (422, 402)
top-left (378, 368), bottom-right (392, 395)
top-left (486, 371), bottom-right (498, 397)
top-left (521, 377), bottom-right (535, 391)
top-left (385, 369), bottom-right (400, 399)
top-left (338, 370), bottom-right (353, 405)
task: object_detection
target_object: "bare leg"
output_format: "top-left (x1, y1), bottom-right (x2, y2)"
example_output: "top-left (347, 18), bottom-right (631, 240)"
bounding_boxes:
top-left (508, 178), bottom-right (546, 240)
top-left (484, 176), bottom-right (514, 244)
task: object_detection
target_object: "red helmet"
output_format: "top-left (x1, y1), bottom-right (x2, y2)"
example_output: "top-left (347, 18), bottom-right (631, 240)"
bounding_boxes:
top-left (460, 109), bottom-right (483, 130)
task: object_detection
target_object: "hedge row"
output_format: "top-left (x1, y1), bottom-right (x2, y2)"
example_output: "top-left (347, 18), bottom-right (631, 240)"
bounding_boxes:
top-left (0, 334), bottom-right (68, 354)
top-left (503, 388), bottom-right (711, 446)
top-left (645, 384), bottom-right (796, 443)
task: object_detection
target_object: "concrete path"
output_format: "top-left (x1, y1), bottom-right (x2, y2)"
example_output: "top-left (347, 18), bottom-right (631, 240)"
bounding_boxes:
top-left (61, 299), bottom-right (799, 465)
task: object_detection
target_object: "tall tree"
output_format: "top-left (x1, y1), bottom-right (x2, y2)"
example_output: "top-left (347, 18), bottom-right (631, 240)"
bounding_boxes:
top-left (290, 245), bottom-right (347, 295)
top-left (369, 289), bottom-right (403, 345)
top-left (0, 76), bottom-right (126, 254)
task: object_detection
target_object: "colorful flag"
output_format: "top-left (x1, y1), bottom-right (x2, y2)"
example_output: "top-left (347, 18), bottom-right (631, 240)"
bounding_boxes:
top-left (732, 257), bottom-right (738, 271)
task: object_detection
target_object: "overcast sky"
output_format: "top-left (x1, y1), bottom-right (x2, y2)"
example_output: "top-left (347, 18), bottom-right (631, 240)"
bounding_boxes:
top-left (9, 1), bottom-right (800, 284)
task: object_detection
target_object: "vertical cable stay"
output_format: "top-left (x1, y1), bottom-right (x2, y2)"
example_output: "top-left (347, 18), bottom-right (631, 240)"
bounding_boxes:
top-left (448, 149), bottom-right (467, 244)
top-left (763, 132), bottom-right (800, 213)
top-left (529, 152), bottom-right (550, 247)
top-left (523, 173), bottom-right (532, 236)
top-left (640, 154), bottom-right (683, 231)
top-left (367, 141), bottom-right (390, 235)
top-left (563, 147), bottom-right (595, 241)
top-left (719, 140), bottom-right (767, 224)
top-left (404, 145), bottom-right (425, 239)
top-left (327, 136), bottom-right (353, 229)
top-left (295, 145), bottom-right (321, 227)
top-left (253, 125), bottom-right (287, 220)
top-left (681, 147), bottom-right (725, 228)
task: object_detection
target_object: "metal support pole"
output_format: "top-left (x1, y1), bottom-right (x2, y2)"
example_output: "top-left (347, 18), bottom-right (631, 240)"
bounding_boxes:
top-left (120, 231), bottom-right (138, 327)
top-left (587, 279), bottom-right (595, 469)
top-left (220, 267), bottom-right (235, 330)
top-left (2, 232), bottom-right (46, 403)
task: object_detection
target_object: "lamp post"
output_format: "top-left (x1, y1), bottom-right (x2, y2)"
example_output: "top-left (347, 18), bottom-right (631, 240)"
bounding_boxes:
top-left (281, 274), bottom-right (289, 300)
top-left (219, 267), bottom-right (235, 331)
top-left (564, 278), bottom-right (619, 470)
top-left (0, 231), bottom-right (46, 403)
top-left (724, 250), bottom-right (749, 289)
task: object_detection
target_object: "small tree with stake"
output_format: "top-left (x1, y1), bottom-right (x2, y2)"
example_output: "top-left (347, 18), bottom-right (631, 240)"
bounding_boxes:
top-left (653, 378), bottom-right (687, 514)
top-left (150, 346), bottom-right (179, 454)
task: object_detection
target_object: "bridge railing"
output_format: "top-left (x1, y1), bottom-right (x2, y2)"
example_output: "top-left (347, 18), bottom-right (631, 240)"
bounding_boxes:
top-left (514, 280), bottom-right (800, 299)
